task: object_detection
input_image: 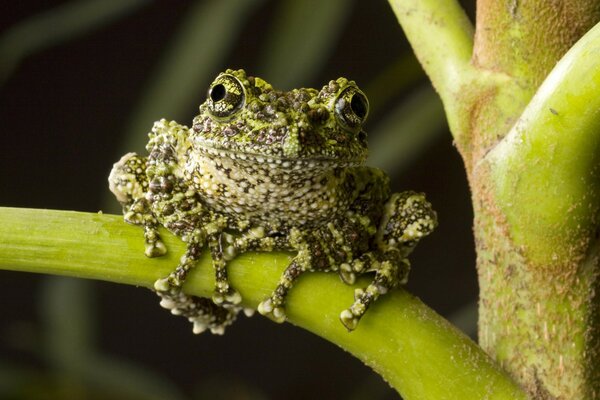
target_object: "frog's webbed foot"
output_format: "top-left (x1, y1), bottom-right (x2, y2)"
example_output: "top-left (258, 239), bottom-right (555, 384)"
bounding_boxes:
top-left (378, 191), bottom-right (437, 256)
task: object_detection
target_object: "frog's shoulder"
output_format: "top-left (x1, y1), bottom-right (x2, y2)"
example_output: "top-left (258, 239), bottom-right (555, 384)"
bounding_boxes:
top-left (146, 119), bottom-right (192, 152)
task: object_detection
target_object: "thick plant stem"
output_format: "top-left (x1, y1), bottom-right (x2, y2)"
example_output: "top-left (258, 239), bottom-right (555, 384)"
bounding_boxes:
top-left (389, 0), bottom-right (600, 398)
top-left (0, 207), bottom-right (527, 400)
top-left (474, 21), bottom-right (600, 399)
top-left (468, 0), bottom-right (600, 170)
top-left (387, 0), bottom-right (475, 143)
top-left (474, 0), bottom-right (600, 92)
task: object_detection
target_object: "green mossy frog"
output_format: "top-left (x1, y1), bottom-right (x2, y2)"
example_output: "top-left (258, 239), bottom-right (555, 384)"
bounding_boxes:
top-left (109, 69), bottom-right (437, 334)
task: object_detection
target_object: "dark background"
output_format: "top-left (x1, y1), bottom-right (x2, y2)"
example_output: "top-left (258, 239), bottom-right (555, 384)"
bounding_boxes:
top-left (0, 1), bottom-right (476, 399)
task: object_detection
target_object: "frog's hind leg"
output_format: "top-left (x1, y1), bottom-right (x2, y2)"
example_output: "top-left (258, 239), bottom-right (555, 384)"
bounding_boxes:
top-left (339, 191), bottom-right (437, 330)
top-left (108, 152), bottom-right (166, 257)
top-left (255, 227), bottom-right (337, 324)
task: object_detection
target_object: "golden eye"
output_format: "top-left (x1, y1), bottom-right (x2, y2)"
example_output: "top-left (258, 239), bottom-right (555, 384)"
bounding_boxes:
top-left (206, 74), bottom-right (245, 118)
top-left (334, 86), bottom-right (369, 131)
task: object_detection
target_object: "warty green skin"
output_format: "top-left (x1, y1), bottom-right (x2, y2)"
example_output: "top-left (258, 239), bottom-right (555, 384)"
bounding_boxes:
top-left (108, 69), bottom-right (437, 334)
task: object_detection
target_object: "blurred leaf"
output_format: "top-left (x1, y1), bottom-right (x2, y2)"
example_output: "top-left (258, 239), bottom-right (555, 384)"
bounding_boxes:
top-left (0, 362), bottom-right (33, 394)
top-left (258, 0), bottom-right (355, 89)
top-left (39, 277), bottom-right (185, 400)
top-left (365, 53), bottom-right (424, 117)
top-left (79, 355), bottom-right (187, 400)
top-left (0, 0), bottom-right (150, 85)
top-left (40, 277), bottom-right (95, 374)
top-left (367, 85), bottom-right (445, 176)
top-left (120, 0), bottom-right (265, 156)
top-left (0, 359), bottom-right (186, 400)
top-left (193, 376), bottom-right (267, 400)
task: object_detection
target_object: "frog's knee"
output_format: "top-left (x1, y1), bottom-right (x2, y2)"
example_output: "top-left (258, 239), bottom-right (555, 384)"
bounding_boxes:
top-left (377, 191), bottom-right (437, 249)
top-left (108, 152), bottom-right (148, 204)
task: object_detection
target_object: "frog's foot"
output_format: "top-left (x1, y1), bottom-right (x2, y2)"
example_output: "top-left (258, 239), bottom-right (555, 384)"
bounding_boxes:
top-left (120, 196), bottom-right (167, 258)
top-left (258, 259), bottom-right (307, 324)
top-left (257, 297), bottom-right (287, 323)
top-left (143, 226), bottom-right (167, 257)
top-left (156, 289), bottom-right (238, 335)
top-left (153, 241), bottom-right (241, 335)
top-left (108, 152), bottom-right (148, 206)
top-left (212, 284), bottom-right (242, 306)
top-left (379, 191), bottom-right (437, 256)
top-left (339, 286), bottom-right (375, 331)
top-left (339, 258), bottom-right (408, 331)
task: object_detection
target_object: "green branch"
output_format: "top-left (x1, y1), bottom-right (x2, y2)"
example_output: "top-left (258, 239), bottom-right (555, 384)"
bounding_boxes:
top-left (387, 0), bottom-right (474, 139)
top-left (0, 207), bottom-right (526, 400)
top-left (483, 21), bottom-right (600, 266)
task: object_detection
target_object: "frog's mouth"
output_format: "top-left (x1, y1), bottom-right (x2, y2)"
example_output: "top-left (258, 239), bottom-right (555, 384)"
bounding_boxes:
top-left (196, 144), bottom-right (365, 170)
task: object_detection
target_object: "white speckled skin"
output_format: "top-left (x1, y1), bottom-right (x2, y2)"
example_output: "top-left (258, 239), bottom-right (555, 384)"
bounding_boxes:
top-left (109, 69), bottom-right (437, 334)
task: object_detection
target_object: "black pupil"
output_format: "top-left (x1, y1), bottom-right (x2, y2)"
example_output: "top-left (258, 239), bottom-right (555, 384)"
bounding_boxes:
top-left (210, 84), bottom-right (226, 102)
top-left (350, 93), bottom-right (367, 119)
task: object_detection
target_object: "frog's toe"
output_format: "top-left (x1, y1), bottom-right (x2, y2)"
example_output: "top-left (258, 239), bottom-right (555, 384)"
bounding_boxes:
top-left (257, 298), bottom-right (287, 323)
top-left (339, 263), bottom-right (356, 285)
top-left (145, 240), bottom-right (167, 257)
top-left (225, 289), bottom-right (242, 305)
top-left (192, 320), bottom-right (208, 334)
top-left (340, 309), bottom-right (359, 331)
top-left (212, 287), bottom-right (242, 306)
top-left (154, 277), bottom-right (170, 292)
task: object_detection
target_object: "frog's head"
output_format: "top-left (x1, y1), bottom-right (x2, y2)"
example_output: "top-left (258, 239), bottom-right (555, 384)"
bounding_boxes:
top-left (190, 69), bottom-right (369, 169)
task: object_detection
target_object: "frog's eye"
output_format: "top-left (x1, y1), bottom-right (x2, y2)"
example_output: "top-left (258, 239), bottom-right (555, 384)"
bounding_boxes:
top-left (206, 74), bottom-right (246, 118)
top-left (334, 86), bottom-right (369, 131)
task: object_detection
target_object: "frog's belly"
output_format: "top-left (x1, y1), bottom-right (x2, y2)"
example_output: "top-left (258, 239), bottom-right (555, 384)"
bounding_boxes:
top-left (201, 179), bottom-right (348, 226)
top-left (188, 153), bottom-right (353, 226)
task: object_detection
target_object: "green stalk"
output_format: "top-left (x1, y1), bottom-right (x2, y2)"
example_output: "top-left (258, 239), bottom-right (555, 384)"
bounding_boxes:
top-left (0, 207), bottom-right (526, 400)
top-left (388, 0), bottom-right (600, 397)
top-left (475, 20), bottom-right (600, 399)
top-left (387, 0), bottom-right (474, 144)
top-left (484, 21), bottom-right (600, 265)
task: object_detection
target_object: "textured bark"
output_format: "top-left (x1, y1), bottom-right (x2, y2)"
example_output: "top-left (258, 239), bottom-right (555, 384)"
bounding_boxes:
top-left (472, 166), bottom-right (600, 399)
top-left (389, 0), bottom-right (600, 398)
top-left (469, 1), bottom-right (600, 398)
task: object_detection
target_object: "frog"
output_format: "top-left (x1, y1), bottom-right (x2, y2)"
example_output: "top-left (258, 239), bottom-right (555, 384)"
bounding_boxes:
top-left (108, 69), bottom-right (437, 335)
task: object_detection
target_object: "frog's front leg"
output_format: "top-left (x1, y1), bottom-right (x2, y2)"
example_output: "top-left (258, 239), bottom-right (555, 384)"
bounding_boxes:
top-left (254, 223), bottom-right (361, 324)
top-left (207, 232), bottom-right (242, 306)
top-left (257, 259), bottom-right (306, 322)
top-left (153, 218), bottom-right (241, 334)
top-left (338, 252), bottom-right (409, 330)
top-left (339, 191), bottom-right (437, 330)
top-left (108, 152), bottom-right (166, 257)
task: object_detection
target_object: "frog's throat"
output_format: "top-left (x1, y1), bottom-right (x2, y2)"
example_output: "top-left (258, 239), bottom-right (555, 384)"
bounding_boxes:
top-left (197, 145), bottom-right (364, 170)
